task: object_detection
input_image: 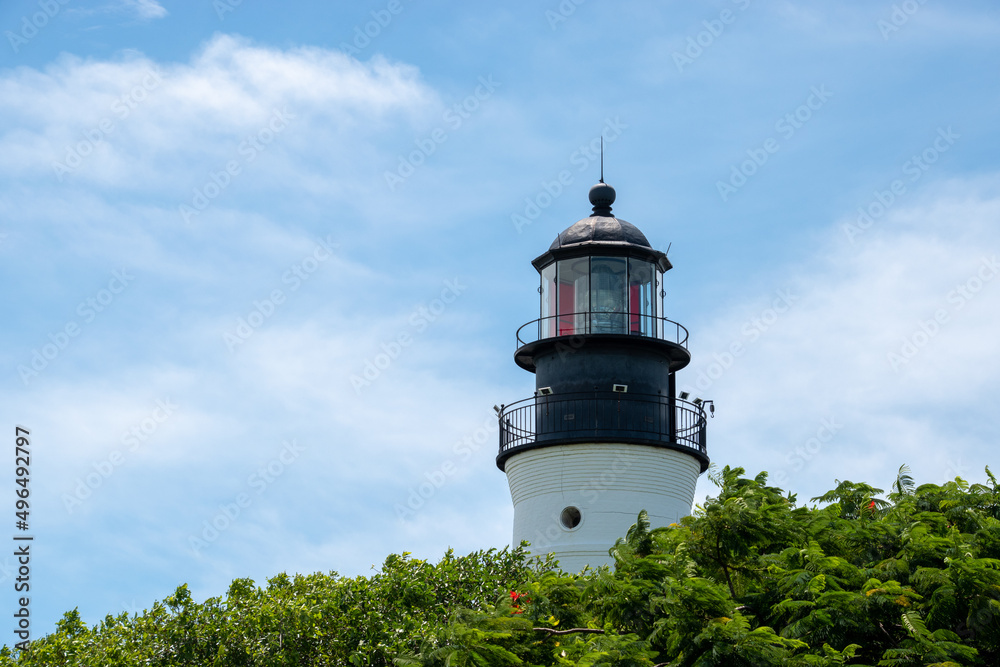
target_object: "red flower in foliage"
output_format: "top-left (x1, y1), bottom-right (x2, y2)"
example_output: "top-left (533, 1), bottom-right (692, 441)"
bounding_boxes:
top-left (509, 590), bottom-right (529, 614)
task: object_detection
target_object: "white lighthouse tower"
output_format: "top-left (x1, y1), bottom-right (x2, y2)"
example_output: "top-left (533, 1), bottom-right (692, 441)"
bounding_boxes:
top-left (496, 180), bottom-right (710, 572)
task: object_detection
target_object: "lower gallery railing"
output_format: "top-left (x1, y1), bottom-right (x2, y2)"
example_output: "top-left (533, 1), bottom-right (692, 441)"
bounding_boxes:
top-left (497, 392), bottom-right (707, 463)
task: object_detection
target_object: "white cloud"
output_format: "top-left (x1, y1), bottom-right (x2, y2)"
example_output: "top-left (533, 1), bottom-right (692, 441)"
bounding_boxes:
top-left (0, 36), bottom-right (476, 603)
top-left (66, 0), bottom-right (168, 23)
top-left (123, 0), bottom-right (168, 21)
top-left (0, 34), bottom-right (437, 192)
top-left (689, 177), bottom-right (1000, 502)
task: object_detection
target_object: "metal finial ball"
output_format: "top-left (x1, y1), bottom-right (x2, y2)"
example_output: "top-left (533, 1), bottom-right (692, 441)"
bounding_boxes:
top-left (589, 182), bottom-right (616, 213)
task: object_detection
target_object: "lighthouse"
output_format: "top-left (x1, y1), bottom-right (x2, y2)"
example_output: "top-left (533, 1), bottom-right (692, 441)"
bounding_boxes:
top-left (496, 180), bottom-right (710, 571)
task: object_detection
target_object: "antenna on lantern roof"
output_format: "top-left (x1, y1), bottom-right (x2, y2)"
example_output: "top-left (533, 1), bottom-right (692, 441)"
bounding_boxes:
top-left (588, 137), bottom-right (616, 216)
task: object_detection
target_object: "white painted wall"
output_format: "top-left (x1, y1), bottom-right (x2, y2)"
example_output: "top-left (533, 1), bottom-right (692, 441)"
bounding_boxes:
top-left (504, 443), bottom-right (701, 572)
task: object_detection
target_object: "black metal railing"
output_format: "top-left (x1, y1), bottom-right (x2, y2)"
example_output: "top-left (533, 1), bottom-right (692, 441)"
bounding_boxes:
top-left (497, 391), bottom-right (707, 466)
top-left (515, 312), bottom-right (689, 348)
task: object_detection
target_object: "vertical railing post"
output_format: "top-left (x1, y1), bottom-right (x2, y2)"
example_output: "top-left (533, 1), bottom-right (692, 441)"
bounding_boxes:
top-left (668, 374), bottom-right (677, 446)
top-left (701, 413), bottom-right (707, 453)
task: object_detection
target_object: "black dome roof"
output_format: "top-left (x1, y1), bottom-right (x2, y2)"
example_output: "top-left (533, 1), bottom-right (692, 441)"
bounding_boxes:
top-left (531, 181), bottom-right (671, 272)
top-left (549, 215), bottom-right (652, 251)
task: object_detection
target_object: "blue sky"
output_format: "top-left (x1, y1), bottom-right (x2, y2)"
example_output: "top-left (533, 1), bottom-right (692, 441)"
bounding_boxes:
top-left (1, 0), bottom-right (999, 638)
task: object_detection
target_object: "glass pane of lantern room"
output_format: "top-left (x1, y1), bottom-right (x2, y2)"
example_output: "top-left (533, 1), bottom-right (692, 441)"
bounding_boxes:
top-left (540, 263), bottom-right (555, 339)
top-left (556, 258), bottom-right (589, 335)
top-left (590, 257), bottom-right (626, 334)
top-left (629, 259), bottom-right (654, 336)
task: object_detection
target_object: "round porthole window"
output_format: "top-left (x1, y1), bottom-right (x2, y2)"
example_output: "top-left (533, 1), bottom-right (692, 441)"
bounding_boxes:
top-left (560, 506), bottom-right (582, 530)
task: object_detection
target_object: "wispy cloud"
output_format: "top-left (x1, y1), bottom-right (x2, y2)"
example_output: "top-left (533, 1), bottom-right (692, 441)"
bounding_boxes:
top-left (689, 178), bottom-right (1000, 500)
top-left (65, 0), bottom-right (169, 23)
top-left (122, 0), bottom-right (168, 21)
top-left (0, 34), bottom-right (435, 190)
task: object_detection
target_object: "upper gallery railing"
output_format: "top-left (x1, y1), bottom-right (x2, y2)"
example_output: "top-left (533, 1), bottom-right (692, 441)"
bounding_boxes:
top-left (515, 312), bottom-right (689, 348)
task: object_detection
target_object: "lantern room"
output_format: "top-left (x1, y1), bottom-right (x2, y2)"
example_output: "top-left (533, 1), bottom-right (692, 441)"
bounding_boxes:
top-left (532, 182), bottom-right (670, 341)
top-left (538, 254), bottom-right (664, 338)
top-left (513, 182), bottom-right (688, 374)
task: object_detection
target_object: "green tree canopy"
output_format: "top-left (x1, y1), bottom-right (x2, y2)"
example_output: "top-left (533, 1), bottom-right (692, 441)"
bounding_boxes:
top-left (5, 465), bottom-right (1000, 666)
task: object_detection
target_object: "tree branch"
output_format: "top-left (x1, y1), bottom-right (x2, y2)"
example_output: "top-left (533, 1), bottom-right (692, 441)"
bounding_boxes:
top-left (533, 627), bottom-right (605, 636)
top-left (715, 532), bottom-right (737, 599)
